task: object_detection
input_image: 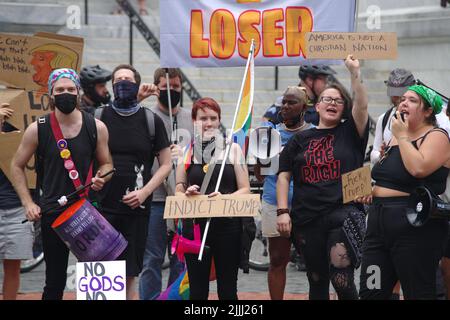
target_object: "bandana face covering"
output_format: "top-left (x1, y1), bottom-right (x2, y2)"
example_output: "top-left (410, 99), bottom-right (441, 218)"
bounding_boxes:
top-left (112, 80), bottom-right (140, 115)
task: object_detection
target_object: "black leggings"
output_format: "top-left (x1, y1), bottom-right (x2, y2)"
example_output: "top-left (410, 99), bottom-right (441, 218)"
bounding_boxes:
top-left (41, 213), bottom-right (70, 300)
top-left (359, 197), bottom-right (449, 300)
top-left (185, 218), bottom-right (241, 300)
top-left (291, 207), bottom-right (359, 300)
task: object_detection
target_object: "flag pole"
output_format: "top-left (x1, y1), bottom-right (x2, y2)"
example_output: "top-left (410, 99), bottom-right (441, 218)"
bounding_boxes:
top-left (198, 40), bottom-right (255, 261)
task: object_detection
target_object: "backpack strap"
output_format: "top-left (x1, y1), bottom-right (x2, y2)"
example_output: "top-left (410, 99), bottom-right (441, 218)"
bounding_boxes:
top-left (82, 110), bottom-right (98, 155)
top-left (35, 114), bottom-right (51, 202)
top-left (143, 107), bottom-right (155, 146)
top-left (381, 106), bottom-right (395, 134)
top-left (94, 105), bottom-right (105, 121)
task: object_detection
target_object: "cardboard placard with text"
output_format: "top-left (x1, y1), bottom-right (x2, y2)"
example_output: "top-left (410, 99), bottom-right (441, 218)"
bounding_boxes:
top-left (342, 166), bottom-right (372, 204)
top-left (0, 131), bottom-right (36, 188)
top-left (0, 32), bottom-right (83, 93)
top-left (304, 32), bottom-right (397, 60)
top-left (163, 194), bottom-right (260, 219)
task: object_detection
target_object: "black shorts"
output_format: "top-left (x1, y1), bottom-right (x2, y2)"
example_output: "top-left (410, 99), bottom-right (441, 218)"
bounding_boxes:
top-left (101, 211), bottom-right (149, 277)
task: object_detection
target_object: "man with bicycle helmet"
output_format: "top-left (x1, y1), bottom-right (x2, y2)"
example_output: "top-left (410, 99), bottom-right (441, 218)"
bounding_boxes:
top-left (80, 65), bottom-right (112, 115)
top-left (298, 64), bottom-right (337, 126)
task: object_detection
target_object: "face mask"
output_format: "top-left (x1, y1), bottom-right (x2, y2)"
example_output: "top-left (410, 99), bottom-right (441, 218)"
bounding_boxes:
top-left (53, 93), bottom-right (78, 114)
top-left (113, 80), bottom-right (139, 108)
top-left (159, 89), bottom-right (181, 108)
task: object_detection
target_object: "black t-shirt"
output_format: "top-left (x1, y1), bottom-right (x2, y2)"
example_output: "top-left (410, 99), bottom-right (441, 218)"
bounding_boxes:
top-left (1, 123), bottom-right (21, 209)
top-left (279, 115), bottom-right (368, 226)
top-left (0, 169), bottom-right (21, 209)
top-left (98, 106), bottom-right (169, 215)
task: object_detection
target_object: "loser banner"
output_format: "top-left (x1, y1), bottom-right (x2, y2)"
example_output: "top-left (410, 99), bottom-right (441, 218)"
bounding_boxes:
top-left (160, 0), bottom-right (356, 67)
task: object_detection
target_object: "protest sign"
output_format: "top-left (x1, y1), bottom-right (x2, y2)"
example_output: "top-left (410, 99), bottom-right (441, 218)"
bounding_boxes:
top-left (164, 194), bottom-right (260, 219)
top-left (305, 32), bottom-right (398, 60)
top-left (342, 166), bottom-right (372, 204)
top-left (0, 131), bottom-right (36, 188)
top-left (76, 261), bottom-right (126, 300)
top-left (160, 0), bottom-right (356, 67)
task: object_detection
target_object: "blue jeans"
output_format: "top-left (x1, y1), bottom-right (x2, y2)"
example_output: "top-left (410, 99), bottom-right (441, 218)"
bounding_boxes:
top-left (139, 202), bottom-right (184, 300)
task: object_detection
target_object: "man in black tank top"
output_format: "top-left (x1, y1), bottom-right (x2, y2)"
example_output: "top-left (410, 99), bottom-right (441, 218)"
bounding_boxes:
top-left (10, 68), bottom-right (113, 300)
top-left (97, 64), bottom-right (171, 300)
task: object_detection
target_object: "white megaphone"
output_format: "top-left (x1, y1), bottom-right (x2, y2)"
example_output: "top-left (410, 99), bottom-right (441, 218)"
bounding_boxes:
top-left (248, 126), bottom-right (281, 160)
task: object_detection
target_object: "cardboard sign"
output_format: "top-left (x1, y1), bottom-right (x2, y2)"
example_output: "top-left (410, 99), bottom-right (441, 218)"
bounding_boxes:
top-left (304, 32), bottom-right (397, 60)
top-left (0, 88), bottom-right (51, 132)
top-left (0, 131), bottom-right (36, 188)
top-left (76, 261), bottom-right (126, 300)
top-left (164, 194), bottom-right (260, 219)
top-left (342, 166), bottom-right (372, 204)
top-left (0, 32), bottom-right (83, 92)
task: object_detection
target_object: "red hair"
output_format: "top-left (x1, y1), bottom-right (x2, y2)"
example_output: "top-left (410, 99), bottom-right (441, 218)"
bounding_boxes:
top-left (191, 97), bottom-right (221, 120)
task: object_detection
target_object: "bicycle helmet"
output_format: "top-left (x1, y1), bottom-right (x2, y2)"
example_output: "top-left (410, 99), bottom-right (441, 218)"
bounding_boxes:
top-left (80, 65), bottom-right (112, 106)
top-left (298, 65), bottom-right (336, 81)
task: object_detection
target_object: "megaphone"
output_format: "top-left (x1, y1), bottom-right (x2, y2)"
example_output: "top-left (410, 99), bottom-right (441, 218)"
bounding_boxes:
top-left (248, 126), bottom-right (281, 160)
top-left (406, 186), bottom-right (450, 227)
top-left (171, 223), bottom-right (209, 262)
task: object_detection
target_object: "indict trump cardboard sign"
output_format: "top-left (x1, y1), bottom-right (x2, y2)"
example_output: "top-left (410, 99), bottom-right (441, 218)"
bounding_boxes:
top-left (164, 194), bottom-right (260, 219)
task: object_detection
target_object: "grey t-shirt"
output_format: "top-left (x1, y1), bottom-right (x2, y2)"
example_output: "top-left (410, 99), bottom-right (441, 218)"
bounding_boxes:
top-left (150, 105), bottom-right (193, 202)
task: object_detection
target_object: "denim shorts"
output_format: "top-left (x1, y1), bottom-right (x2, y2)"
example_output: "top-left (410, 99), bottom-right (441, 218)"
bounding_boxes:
top-left (0, 207), bottom-right (33, 260)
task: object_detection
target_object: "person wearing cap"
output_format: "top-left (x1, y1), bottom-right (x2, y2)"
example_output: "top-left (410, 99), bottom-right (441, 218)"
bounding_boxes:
top-left (277, 55), bottom-right (369, 300)
top-left (256, 86), bottom-right (312, 300)
top-left (358, 85), bottom-right (450, 300)
top-left (10, 68), bottom-right (113, 300)
top-left (370, 68), bottom-right (416, 165)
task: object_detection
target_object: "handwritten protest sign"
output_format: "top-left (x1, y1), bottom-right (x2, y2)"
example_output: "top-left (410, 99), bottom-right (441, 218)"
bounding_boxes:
top-left (305, 32), bottom-right (397, 60)
top-left (0, 131), bottom-right (36, 188)
top-left (0, 88), bottom-right (51, 132)
top-left (0, 32), bottom-right (83, 92)
top-left (342, 166), bottom-right (372, 204)
top-left (164, 194), bottom-right (260, 219)
top-left (0, 32), bottom-right (83, 189)
top-left (76, 261), bottom-right (126, 300)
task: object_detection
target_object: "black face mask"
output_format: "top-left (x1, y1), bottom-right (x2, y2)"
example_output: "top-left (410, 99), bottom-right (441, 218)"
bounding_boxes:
top-left (54, 93), bottom-right (78, 114)
top-left (159, 89), bottom-right (181, 109)
top-left (113, 80), bottom-right (139, 109)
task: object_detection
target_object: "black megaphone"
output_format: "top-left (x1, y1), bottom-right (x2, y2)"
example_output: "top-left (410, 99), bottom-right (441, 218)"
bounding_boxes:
top-left (407, 186), bottom-right (450, 227)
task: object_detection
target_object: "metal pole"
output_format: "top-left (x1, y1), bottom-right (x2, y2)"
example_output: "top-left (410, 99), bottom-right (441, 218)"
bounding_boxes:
top-left (198, 40), bottom-right (255, 261)
top-left (129, 18), bottom-right (133, 65)
top-left (84, 0), bottom-right (88, 25)
top-left (274, 66), bottom-right (278, 90)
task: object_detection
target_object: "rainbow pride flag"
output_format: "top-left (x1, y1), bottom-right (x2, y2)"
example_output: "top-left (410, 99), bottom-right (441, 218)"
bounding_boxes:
top-left (231, 42), bottom-right (255, 157)
top-left (157, 268), bottom-right (190, 300)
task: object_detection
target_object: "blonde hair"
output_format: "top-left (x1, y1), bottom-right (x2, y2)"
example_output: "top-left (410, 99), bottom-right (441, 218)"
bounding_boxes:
top-left (283, 86), bottom-right (308, 105)
top-left (31, 43), bottom-right (79, 69)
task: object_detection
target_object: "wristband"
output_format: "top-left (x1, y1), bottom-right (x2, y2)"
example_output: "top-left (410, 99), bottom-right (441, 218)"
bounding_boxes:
top-left (276, 208), bottom-right (290, 216)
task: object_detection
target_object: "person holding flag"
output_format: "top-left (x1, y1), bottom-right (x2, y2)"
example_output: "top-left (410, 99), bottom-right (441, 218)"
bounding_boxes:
top-left (174, 97), bottom-right (251, 300)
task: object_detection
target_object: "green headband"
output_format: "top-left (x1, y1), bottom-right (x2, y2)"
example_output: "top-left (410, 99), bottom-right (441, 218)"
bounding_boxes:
top-left (407, 84), bottom-right (443, 114)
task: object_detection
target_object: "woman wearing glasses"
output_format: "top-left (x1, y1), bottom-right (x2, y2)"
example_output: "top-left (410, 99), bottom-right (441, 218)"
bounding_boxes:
top-left (277, 55), bottom-right (369, 300)
top-left (358, 85), bottom-right (450, 300)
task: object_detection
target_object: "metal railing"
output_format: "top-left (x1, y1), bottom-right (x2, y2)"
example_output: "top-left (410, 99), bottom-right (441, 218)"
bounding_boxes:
top-left (116, 0), bottom-right (202, 103)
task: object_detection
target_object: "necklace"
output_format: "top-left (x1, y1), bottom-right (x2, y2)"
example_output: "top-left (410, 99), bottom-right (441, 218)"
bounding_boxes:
top-left (284, 121), bottom-right (308, 132)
